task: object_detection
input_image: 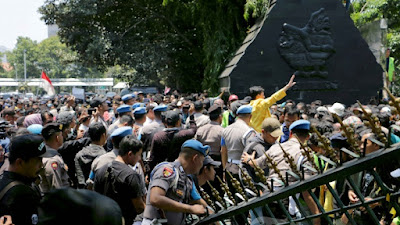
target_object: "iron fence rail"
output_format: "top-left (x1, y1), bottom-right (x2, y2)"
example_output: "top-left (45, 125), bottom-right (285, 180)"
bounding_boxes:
top-left (199, 143), bottom-right (400, 225)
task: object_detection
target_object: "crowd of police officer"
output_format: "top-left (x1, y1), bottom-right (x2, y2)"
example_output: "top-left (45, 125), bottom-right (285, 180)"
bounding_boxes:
top-left (0, 75), bottom-right (400, 225)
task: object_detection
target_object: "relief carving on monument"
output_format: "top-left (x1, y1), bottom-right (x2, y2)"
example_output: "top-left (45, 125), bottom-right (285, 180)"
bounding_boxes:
top-left (278, 8), bottom-right (335, 78)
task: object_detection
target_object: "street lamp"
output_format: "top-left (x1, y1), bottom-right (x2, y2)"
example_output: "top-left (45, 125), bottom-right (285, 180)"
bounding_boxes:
top-left (23, 49), bottom-right (27, 82)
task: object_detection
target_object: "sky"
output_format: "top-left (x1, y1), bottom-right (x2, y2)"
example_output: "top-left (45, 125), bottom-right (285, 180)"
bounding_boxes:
top-left (0, 0), bottom-right (47, 50)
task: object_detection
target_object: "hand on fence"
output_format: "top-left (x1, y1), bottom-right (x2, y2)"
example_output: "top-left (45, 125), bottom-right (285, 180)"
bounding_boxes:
top-left (0, 216), bottom-right (14, 225)
top-left (348, 190), bottom-right (359, 203)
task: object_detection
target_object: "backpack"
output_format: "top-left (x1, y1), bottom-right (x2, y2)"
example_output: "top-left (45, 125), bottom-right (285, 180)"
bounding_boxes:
top-left (0, 181), bottom-right (23, 201)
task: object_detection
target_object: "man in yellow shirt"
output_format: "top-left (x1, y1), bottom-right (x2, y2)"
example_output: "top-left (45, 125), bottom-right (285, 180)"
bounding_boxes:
top-left (249, 75), bottom-right (296, 133)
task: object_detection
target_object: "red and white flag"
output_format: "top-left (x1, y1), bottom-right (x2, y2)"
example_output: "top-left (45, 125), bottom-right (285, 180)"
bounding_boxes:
top-left (164, 86), bottom-right (171, 95)
top-left (41, 71), bottom-right (55, 96)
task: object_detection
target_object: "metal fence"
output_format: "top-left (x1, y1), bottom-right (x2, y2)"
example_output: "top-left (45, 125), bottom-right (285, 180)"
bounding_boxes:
top-left (198, 143), bottom-right (400, 225)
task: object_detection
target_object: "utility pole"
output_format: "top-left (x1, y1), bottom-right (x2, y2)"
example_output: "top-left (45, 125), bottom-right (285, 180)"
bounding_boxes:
top-left (23, 49), bottom-right (27, 82)
top-left (14, 63), bottom-right (17, 80)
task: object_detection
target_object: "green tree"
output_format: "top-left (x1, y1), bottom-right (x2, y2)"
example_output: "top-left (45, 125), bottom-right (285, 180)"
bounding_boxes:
top-left (39, 0), bottom-right (268, 93)
top-left (5, 36), bottom-right (105, 81)
top-left (36, 36), bottom-right (104, 78)
top-left (36, 36), bottom-right (73, 78)
top-left (350, 0), bottom-right (400, 78)
top-left (6, 37), bottom-right (40, 79)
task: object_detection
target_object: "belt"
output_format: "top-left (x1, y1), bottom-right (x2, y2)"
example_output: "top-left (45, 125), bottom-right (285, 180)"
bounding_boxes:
top-left (142, 218), bottom-right (168, 225)
top-left (228, 158), bottom-right (241, 165)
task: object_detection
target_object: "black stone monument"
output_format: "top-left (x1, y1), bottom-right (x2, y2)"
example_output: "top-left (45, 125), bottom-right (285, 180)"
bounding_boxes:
top-left (221, 0), bottom-right (383, 105)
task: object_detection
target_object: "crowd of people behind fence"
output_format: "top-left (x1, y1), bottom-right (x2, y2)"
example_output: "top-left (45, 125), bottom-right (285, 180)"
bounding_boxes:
top-left (0, 75), bottom-right (400, 225)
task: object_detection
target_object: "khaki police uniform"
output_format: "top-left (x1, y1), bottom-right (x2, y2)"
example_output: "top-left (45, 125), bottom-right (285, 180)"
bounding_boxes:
top-left (222, 119), bottom-right (255, 174)
top-left (255, 138), bottom-right (313, 188)
top-left (143, 161), bottom-right (193, 225)
top-left (195, 121), bottom-right (223, 157)
top-left (39, 146), bottom-right (70, 193)
top-left (254, 138), bottom-right (314, 218)
top-left (185, 112), bottom-right (210, 129)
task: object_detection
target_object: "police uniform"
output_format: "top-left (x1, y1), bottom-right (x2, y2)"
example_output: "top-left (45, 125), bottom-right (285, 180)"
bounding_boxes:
top-left (143, 161), bottom-right (193, 225)
top-left (39, 123), bottom-right (70, 193)
top-left (222, 105), bottom-right (256, 175)
top-left (39, 146), bottom-right (70, 193)
top-left (185, 101), bottom-right (210, 128)
top-left (253, 120), bottom-right (315, 219)
top-left (143, 140), bottom-right (209, 225)
top-left (220, 105), bottom-right (255, 224)
top-left (141, 106), bottom-right (167, 159)
top-left (255, 120), bottom-right (314, 188)
top-left (195, 105), bottom-right (224, 195)
top-left (195, 105), bottom-right (224, 157)
top-left (185, 112), bottom-right (210, 129)
top-left (256, 138), bottom-right (313, 187)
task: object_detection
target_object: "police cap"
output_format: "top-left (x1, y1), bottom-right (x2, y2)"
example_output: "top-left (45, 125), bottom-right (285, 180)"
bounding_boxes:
top-left (42, 123), bottom-right (63, 140)
top-left (164, 110), bottom-right (180, 125)
top-left (194, 101), bottom-right (203, 110)
top-left (116, 105), bottom-right (131, 114)
top-left (154, 105), bottom-right (167, 112)
top-left (9, 134), bottom-right (52, 161)
top-left (110, 126), bottom-right (132, 138)
top-left (181, 139), bottom-right (209, 157)
top-left (207, 104), bottom-right (221, 115)
top-left (236, 105), bottom-right (253, 114)
top-left (121, 94), bottom-right (135, 102)
top-left (289, 120), bottom-right (310, 131)
top-left (203, 156), bottom-right (221, 167)
top-left (132, 103), bottom-right (145, 110)
top-left (133, 107), bottom-right (147, 115)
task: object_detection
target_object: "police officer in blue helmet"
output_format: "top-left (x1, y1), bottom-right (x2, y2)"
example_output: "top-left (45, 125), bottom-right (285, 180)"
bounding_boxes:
top-left (143, 139), bottom-right (209, 225)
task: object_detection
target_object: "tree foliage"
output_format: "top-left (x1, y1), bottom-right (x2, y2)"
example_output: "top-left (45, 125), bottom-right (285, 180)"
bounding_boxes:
top-left (39, 0), bottom-right (267, 93)
top-left (350, 0), bottom-right (400, 72)
top-left (5, 36), bottom-right (104, 79)
top-left (6, 37), bottom-right (40, 79)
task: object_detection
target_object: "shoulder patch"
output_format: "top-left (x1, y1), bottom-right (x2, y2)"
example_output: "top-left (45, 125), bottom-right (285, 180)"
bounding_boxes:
top-left (163, 167), bottom-right (174, 178)
top-left (176, 189), bottom-right (184, 197)
top-left (51, 162), bottom-right (58, 170)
